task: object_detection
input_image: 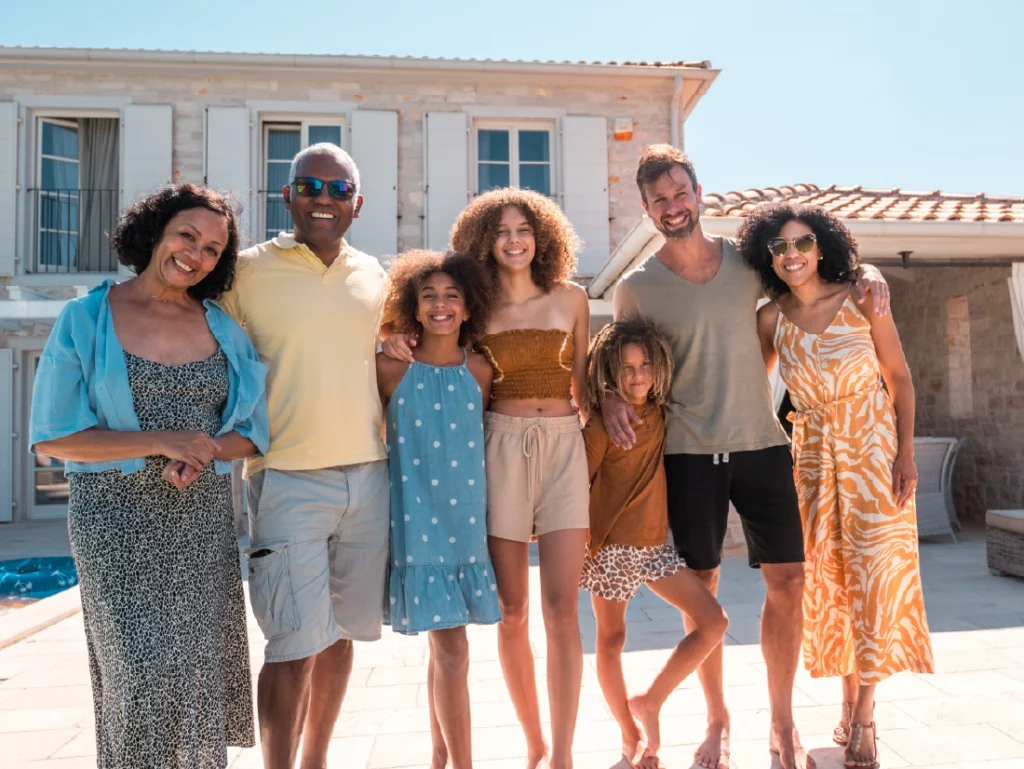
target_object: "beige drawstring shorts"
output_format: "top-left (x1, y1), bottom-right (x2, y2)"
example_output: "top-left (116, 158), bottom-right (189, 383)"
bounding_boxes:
top-left (483, 412), bottom-right (590, 542)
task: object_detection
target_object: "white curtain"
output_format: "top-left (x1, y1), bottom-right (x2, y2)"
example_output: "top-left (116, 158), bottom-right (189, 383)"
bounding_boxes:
top-left (1010, 264), bottom-right (1024, 365)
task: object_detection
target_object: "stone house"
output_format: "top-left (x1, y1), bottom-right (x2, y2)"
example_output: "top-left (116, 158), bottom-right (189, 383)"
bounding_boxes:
top-left (591, 185), bottom-right (1024, 525)
top-left (0, 45), bottom-right (719, 522)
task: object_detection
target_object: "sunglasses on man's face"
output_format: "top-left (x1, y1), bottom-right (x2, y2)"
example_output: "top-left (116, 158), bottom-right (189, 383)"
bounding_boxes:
top-left (767, 232), bottom-right (817, 259)
top-left (290, 177), bottom-right (357, 202)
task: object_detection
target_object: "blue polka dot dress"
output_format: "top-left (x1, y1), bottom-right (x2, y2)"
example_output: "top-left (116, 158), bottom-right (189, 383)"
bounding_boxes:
top-left (385, 353), bottom-right (502, 635)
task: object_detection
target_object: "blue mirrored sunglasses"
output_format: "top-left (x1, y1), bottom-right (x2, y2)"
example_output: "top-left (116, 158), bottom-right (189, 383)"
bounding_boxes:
top-left (291, 176), bottom-right (357, 201)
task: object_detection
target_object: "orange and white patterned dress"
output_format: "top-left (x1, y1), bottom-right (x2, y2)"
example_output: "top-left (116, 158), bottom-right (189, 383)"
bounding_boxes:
top-left (775, 295), bottom-right (934, 683)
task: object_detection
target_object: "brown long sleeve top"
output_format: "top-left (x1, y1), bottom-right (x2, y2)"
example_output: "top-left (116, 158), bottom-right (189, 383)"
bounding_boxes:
top-left (583, 403), bottom-right (669, 556)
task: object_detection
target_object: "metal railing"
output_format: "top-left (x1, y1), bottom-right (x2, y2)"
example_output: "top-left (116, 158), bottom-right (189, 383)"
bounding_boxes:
top-left (28, 188), bottom-right (119, 274)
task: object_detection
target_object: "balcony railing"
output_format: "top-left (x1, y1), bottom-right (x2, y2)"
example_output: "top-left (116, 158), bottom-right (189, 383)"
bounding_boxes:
top-left (28, 188), bottom-right (119, 274)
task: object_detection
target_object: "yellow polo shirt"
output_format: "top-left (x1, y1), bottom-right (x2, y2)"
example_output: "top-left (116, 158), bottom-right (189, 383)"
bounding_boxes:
top-left (220, 234), bottom-right (388, 477)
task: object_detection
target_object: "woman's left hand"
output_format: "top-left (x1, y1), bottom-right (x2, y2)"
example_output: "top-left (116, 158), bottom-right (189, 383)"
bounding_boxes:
top-left (892, 451), bottom-right (918, 509)
top-left (163, 460), bottom-right (201, 491)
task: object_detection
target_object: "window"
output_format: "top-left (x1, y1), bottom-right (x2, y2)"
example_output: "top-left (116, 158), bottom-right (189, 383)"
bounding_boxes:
top-left (30, 355), bottom-right (69, 515)
top-left (475, 123), bottom-right (553, 196)
top-left (261, 120), bottom-right (344, 242)
top-left (33, 117), bottom-right (120, 273)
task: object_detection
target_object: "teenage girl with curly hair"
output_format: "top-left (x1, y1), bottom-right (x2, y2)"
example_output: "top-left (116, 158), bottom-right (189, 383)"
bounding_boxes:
top-left (385, 188), bottom-right (590, 769)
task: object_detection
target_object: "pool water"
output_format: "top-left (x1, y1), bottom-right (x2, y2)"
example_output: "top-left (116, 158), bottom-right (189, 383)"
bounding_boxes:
top-left (0, 557), bottom-right (78, 610)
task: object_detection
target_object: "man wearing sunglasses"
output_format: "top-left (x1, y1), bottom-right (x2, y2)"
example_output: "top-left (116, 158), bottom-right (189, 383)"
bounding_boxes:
top-left (605, 145), bottom-right (889, 769)
top-left (220, 143), bottom-right (391, 769)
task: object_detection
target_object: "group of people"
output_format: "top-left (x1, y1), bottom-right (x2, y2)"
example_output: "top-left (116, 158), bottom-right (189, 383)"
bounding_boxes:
top-left (29, 139), bottom-right (934, 769)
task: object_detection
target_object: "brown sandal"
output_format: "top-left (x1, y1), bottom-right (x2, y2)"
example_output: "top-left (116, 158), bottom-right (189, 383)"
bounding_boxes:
top-left (833, 701), bottom-right (855, 745)
top-left (844, 722), bottom-right (879, 769)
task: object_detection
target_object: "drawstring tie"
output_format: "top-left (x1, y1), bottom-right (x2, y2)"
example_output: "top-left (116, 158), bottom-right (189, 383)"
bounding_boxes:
top-left (787, 383), bottom-right (882, 426)
top-left (522, 423), bottom-right (544, 502)
top-left (713, 453), bottom-right (730, 465)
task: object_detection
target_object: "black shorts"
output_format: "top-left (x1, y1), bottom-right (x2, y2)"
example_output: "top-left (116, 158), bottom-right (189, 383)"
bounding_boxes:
top-left (664, 445), bottom-right (805, 571)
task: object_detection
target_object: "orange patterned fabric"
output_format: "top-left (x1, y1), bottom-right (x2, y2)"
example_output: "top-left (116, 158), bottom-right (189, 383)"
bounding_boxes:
top-left (775, 295), bottom-right (934, 683)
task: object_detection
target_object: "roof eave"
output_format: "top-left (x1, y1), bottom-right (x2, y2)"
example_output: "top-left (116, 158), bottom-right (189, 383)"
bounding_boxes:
top-left (0, 46), bottom-right (721, 80)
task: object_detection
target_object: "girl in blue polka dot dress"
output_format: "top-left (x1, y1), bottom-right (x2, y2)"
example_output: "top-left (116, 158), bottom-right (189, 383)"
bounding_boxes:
top-left (376, 249), bottom-right (501, 769)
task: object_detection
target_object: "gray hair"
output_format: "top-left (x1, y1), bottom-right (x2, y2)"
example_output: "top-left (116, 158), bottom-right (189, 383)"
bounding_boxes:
top-left (288, 143), bottom-right (361, 197)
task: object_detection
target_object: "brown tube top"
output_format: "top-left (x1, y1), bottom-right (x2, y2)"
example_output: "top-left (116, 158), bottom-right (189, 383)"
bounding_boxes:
top-left (475, 329), bottom-right (574, 401)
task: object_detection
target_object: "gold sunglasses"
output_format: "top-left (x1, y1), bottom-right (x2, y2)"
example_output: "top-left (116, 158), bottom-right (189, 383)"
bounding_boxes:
top-left (768, 233), bottom-right (817, 259)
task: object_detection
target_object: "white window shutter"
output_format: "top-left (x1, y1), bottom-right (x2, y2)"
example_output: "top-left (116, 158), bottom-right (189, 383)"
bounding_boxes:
top-left (0, 102), bottom-right (18, 277)
top-left (424, 112), bottom-right (469, 250)
top-left (349, 110), bottom-right (398, 259)
top-left (121, 105), bottom-right (173, 208)
top-left (0, 348), bottom-right (13, 522)
top-left (561, 116), bottom-right (610, 277)
top-left (204, 106), bottom-right (251, 235)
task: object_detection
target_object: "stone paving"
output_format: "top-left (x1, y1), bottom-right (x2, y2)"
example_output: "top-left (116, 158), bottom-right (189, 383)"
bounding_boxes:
top-left (1, 526), bottom-right (1023, 769)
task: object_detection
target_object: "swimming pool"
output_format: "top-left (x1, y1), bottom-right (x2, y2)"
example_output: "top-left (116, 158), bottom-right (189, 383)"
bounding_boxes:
top-left (0, 557), bottom-right (79, 611)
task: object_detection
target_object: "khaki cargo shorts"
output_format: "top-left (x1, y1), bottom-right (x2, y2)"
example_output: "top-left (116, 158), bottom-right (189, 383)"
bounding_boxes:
top-left (245, 461), bottom-right (390, 663)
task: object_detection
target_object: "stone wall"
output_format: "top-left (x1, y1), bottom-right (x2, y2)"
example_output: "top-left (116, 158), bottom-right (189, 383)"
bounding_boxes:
top-left (891, 266), bottom-right (1024, 520)
top-left (0, 66), bottom-right (674, 257)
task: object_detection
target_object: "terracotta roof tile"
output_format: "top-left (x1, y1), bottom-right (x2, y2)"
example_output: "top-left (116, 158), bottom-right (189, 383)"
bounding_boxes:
top-left (702, 184), bottom-right (1024, 223)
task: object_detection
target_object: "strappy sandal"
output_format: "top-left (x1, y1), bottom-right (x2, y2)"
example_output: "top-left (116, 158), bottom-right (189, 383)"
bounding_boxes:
top-left (844, 721), bottom-right (880, 769)
top-left (833, 701), bottom-right (855, 745)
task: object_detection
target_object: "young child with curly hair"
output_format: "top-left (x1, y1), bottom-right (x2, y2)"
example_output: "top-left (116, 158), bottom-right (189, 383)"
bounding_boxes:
top-left (375, 250), bottom-right (501, 769)
top-left (581, 319), bottom-right (728, 769)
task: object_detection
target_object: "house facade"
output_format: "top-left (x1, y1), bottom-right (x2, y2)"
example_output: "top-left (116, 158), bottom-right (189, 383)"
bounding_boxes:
top-left (591, 185), bottom-right (1024, 524)
top-left (0, 46), bottom-right (718, 522)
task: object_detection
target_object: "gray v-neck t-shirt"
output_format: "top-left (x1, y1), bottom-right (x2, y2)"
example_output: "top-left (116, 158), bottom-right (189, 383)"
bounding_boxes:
top-left (613, 237), bottom-right (789, 455)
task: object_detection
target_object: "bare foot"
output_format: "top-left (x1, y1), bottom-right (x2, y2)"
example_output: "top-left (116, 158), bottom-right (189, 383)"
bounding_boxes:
top-left (770, 726), bottom-right (815, 769)
top-left (429, 746), bottom-right (449, 769)
top-left (637, 754), bottom-right (663, 769)
top-left (526, 747), bottom-right (550, 769)
top-left (620, 720), bottom-right (646, 767)
top-left (693, 721), bottom-right (731, 769)
top-left (844, 722), bottom-right (878, 768)
top-left (628, 694), bottom-right (662, 757)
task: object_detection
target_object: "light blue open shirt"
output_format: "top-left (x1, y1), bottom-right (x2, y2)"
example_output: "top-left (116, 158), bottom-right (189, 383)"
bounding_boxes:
top-left (29, 280), bottom-right (270, 476)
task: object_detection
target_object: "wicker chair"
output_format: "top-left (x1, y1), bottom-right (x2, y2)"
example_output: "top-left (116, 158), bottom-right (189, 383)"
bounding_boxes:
top-left (912, 437), bottom-right (963, 542)
top-left (987, 510), bottom-right (1024, 578)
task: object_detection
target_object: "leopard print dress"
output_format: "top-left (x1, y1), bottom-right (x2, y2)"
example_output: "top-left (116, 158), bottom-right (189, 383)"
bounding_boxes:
top-left (68, 350), bottom-right (254, 769)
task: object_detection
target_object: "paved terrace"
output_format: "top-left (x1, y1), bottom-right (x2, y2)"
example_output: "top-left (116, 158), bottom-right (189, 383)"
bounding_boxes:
top-left (1, 523), bottom-right (1023, 769)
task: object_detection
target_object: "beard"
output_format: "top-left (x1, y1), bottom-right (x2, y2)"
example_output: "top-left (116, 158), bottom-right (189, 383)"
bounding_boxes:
top-left (654, 209), bottom-right (698, 240)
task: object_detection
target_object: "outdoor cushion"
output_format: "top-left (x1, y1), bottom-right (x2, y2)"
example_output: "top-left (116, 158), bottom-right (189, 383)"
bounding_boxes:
top-left (986, 509), bottom-right (1024, 536)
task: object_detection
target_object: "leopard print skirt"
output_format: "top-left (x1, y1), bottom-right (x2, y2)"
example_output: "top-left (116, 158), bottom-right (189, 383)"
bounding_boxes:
top-left (579, 544), bottom-right (685, 601)
top-left (68, 351), bottom-right (253, 768)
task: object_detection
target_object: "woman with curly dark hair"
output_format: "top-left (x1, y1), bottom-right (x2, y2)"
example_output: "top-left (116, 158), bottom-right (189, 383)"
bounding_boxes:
top-left (375, 249), bottom-right (500, 769)
top-left (739, 203), bottom-right (933, 769)
top-left (29, 184), bottom-right (268, 768)
top-left (383, 188), bottom-right (590, 769)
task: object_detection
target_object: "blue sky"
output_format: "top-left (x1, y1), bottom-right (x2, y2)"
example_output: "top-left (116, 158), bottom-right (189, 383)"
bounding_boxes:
top-left (4, 0), bottom-right (1022, 196)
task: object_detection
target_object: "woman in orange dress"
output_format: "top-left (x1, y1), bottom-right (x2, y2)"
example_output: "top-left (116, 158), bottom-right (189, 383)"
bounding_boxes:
top-left (739, 203), bottom-right (934, 769)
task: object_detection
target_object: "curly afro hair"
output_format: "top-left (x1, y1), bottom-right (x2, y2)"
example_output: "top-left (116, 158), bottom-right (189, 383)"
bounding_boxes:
top-left (385, 250), bottom-right (493, 347)
top-left (736, 202), bottom-right (860, 297)
top-left (583, 317), bottom-right (674, 418)
top-left (450, 187), bottom-right (580, 293)
top-left (111, 184), bottom-right (241, 302)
